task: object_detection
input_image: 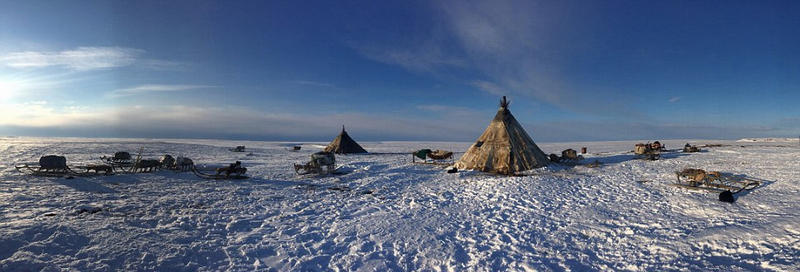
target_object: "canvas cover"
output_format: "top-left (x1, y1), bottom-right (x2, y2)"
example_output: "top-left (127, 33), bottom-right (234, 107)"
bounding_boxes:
top-left (454, 97), bottom-right (549, 175)
top-left (324, 127), bottom-right (367, 154)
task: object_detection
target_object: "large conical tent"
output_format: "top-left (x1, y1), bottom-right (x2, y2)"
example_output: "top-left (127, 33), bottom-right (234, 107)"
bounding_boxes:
top-left (454, 96), bottom-right (549, 175)
top-left (324, 126), bottom-right (368, 154)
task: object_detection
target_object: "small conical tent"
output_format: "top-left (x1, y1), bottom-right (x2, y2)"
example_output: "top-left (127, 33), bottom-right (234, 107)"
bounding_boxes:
top-left (454, 96), bottom-right (549, 175)
top-left (324, 126), bottom-right (368, 154)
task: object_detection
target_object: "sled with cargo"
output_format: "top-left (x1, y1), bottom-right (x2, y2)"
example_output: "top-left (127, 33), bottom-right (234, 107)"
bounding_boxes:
top-left (674, 168), bottom-right (761, 202)
top-left (101, 151), bottom-right (136, 171)
top-left (16, 155), bottom-right (113, 177)
top-left (411, 149), bottom-right (454, 165)
top-left (193, 161), bottom-right (249, 180)
top-left (294, 151), bottom-right (338, 175)
top-left (634, 142), bottom-right (661, 160)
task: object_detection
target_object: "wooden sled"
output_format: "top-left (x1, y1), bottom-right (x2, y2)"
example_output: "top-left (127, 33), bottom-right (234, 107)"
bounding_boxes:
top-left (295, 152), bottom-right (337, 175)
top-left (16, 155), bottom-right (113, 177)
top-left (674, 168), bottom-right (760, 196)
top-left (193, 162), bottom-right (249, 180)
top-left (411, 149), bottom-right (454, 165)
top-left (682, 144), bottom-right (701, 153)
top-left (549, 149), bottom-right (585, 165)
top-left (101, 151), bottom-right (136, 171)
top-left (634, 143), bottom-right (660, 160)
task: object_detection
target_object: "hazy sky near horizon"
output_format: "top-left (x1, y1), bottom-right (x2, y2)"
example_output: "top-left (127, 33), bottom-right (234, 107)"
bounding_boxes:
top-left (1, 0), bottom-right (799, 141)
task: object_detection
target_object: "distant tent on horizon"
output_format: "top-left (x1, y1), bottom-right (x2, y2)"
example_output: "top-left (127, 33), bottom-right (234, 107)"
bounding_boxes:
top-left (454, 96), bottom-right (549, 175)
top-left (324, 126), bottom-right (368, 154)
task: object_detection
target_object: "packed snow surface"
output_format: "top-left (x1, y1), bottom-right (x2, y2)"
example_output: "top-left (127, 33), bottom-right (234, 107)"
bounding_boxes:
top-left (1, 137), bottom-right (798, 271)
top-left (737, 137), bottom-right (800, 143)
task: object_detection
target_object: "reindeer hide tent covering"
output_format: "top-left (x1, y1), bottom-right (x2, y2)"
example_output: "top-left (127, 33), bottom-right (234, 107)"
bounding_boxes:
top-left (324, 126), bottom-right (368, 154)
top-left (454, 96), bottom-right (549, 175)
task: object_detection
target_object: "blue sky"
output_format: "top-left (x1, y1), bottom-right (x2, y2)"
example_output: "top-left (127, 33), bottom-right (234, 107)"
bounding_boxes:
top-left (1, 0), bottom-right (798, 141)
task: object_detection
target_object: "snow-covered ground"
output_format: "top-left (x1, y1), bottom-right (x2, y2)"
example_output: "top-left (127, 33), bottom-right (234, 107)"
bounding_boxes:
top-left (1, 137), bottom-right (798, 271)
top-left (737, 137), bottom-right (800, 143)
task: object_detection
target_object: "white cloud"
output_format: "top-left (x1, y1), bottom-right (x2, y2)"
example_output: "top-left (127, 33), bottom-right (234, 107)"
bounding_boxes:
top-left (292, 80), bottom-right (336, 88)
top-left (351, 1), bottom-right (641, 117)
top-left (136, 59), bottom-right (186, 71)
top-left (109, 84), bottom-right (215, 97)
top-left (668, 96), bottom-right (681, 103)
top-left (1, 47), bottom-right (142, 70)
top-left (0, 103), bottom-right (484, 140)
top-left (1, 102), bottom-right (795, 141)
top-left (0, 46), bottom-right (184, 71)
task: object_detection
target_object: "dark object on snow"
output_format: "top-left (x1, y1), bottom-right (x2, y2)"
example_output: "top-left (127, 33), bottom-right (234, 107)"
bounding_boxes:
top-left (174, 157), bottom-right (194, 172)
top-left (194, 161), bottom-right (249, 180)
top-left (132, 159), bottom-right (161, 173)
top-left (560, 149), bottom-right (584, 162)
top-left (76, 207), bottom-right (102, 215)
top-left (447, 168), bottom-right (458, 173)
top-left (581, 147), bottom-right (587, 154)
top-left (328, 186), bottom-right (351, 192)
top-left (113, 152), bottom-right (132, 162)
top-left (549, 154), bottom-right (561, 163)
top-left (230, 146), bottom-right (246, 152)
top-left (634, 143), bottom-right (660, 160)
top-left (427, 150), bottom-right (453, 160)
top-left (216, 161), bottom-right (247, 177)
top-left (101, 151), bottom-right (135, 172)
top-left (295, 152), bottom-right (337, 175)
top-left (719, 190), bottom-right (735, 203)
top-left (413, 149), bottom-right (433, 160)
top-left (39, 155), bottom-right (67, 169)
top-left (412, 149), bottom-right (454, 164)
top-left (293, 145), bottom-right (302, 151)
top-left (683, 143), bottom-right (701, 153)
top-left (19, 156), bottom-right (117, 177)
top-left (15, 155), bottom-right (71, 176)
top-left (674, 168), bottom-right (760, 202)
top-left (160, 155), bottom-right (176, 168)
top-left (324, 126), bottom-right (367, 154)
top-left (19, 155), bottom-right (118, 177)
top-left (651, 141), bottom-right (663, 150)
top-left (561, 149), bottom-right (578, 159)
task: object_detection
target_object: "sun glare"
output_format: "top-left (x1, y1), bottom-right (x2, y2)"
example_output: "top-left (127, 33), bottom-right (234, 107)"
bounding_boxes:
top-left (0, 80), bottom-right (22, 102)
